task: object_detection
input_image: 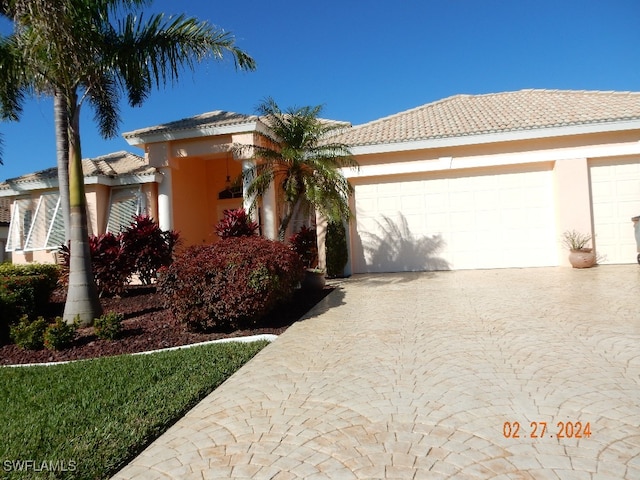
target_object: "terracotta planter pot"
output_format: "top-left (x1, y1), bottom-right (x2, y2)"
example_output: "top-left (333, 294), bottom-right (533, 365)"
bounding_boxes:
top-left (568, 249), bottom-right (596, 268)
top-left (301, 270), bottom-right (326, 290)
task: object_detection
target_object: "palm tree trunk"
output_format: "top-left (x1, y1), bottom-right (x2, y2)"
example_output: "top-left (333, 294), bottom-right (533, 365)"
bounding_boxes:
top-left (54, 92), bottom-right (71, 243)
top-left (278, 196), bottom-right (304, 242)
top-left (62, 101), bottom-right (102, 326)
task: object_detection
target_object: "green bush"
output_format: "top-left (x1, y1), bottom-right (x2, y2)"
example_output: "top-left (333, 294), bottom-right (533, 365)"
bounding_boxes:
top-left (0, 263), bottom-right (60, 323)
top-left (9, 316), bottom-right (48, 350)
top-left (0, 290), bottom-right (20, 345)
top-left (44, 317), bottom-right (77, 351)
top-left (94, 312), bottom-right (124, 340)
top-left (326, 220), bottom-right (349, 277)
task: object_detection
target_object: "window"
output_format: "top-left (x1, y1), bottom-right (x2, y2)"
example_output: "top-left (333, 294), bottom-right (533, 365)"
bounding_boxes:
top-left (106, 187), bottom-right (144, 233)
top-left (5, 194), bottom-right (64, 252)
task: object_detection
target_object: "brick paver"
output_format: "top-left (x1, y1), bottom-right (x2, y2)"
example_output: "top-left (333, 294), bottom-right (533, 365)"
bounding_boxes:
top-left (113, 266), bottom-right (640, 479)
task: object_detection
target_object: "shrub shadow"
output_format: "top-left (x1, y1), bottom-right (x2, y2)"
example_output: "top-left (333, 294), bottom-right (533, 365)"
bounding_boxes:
top-left (356, 213), bottom-right (450, 274)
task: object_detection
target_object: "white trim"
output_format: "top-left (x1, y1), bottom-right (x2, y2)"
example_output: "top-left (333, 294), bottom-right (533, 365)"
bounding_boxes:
top-left (349, 119), bottom-right (640, 156)
top-left (157, 167), bottom-right (173, 231)
top-left (0, 172), bottom-right (163, 196)
top-left (124, 121), bottom-right (269, 146)
top-left (2, 334), bottom-right (278, 368)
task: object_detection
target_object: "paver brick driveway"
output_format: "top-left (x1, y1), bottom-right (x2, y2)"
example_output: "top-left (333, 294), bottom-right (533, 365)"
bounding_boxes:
top-left (114, 266), bottom-right (640, 479)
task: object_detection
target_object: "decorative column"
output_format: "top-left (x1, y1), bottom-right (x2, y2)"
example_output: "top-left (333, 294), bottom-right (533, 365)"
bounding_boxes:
top-left (261, 182), bottom-right (278, 240)
top-left (242, 159), bottom-right (257, 220)
top-left (158, 167), bottom-right (173, 231)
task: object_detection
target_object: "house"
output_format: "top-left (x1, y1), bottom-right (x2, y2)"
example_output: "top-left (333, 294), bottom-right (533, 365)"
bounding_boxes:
top-left (0, 151), bottom-right (162, 264)
top-left (122, 111), bottom-right (265, 246)
top-left (328, 89), bottom-right (640, 273)
top-left (3, 89), bottom-right (640, 273)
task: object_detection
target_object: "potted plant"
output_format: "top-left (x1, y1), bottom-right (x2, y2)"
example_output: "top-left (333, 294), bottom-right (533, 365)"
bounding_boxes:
top-left (289, 226), bottom-right (325, 289)
top-left (562, 230), bottom-right (596, 268)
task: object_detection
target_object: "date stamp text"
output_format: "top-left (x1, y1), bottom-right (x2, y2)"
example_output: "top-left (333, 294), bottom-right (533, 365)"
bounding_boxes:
top-left (503, 421), bottom-right (591, 439)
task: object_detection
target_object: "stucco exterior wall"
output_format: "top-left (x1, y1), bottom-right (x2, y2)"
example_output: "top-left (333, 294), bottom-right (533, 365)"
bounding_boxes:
top-left (168, 153), bottom-right (242, 246)
top-left (344, 130), bottom-right (640, 271)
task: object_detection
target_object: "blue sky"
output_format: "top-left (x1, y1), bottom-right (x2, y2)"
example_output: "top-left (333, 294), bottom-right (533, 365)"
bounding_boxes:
top-left (1, 0), bottom-right (639, 181)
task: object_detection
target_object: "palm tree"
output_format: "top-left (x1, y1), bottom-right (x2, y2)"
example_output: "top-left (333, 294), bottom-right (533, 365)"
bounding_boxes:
top-left (245, 98), bottom-right (358, 241)
top-left (1, 0), bottom-right (256, 325)
top-left (0, 26), bottom-right (25, 164)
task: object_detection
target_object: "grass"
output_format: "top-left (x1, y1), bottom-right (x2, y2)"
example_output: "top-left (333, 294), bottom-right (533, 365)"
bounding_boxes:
top-left (0, 340), bottom-right (269, 479)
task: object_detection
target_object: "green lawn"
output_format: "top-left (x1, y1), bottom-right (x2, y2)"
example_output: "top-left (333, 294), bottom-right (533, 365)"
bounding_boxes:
top-left (0, 340), bottom-right (269, 479)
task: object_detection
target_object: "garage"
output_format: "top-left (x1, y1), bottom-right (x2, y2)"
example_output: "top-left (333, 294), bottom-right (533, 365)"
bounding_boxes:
top-left (351, 165), bottom-right (558, 273)
top-left (590, 158), bottom-right (640, 264)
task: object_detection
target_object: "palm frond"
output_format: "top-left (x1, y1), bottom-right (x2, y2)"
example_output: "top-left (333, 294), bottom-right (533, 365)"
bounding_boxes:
top-left (244, 98), bottom-right (360, 232)
top-left (85, 71), bottom-right (121, 138)
top-left (111, 12), bottom-right (254, 105)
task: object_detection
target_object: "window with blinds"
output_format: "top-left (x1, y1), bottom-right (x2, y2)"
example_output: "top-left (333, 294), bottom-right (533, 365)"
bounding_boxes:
top-left (106, 187), bottom-right (144, 233)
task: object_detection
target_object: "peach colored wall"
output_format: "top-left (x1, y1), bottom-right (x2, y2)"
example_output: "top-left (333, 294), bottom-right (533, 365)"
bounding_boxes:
top-left (553, 158), bottom-right (593, 266)
top-left (172, 136), bottom-right (231, 159)
top-left (350, 130), bottom-right (640, 170)
top-left (169, 154), bottom-right (243, 246)
top-left (170, 156), bottom-right (208, 245)
top-left (12, 249), bottom-right (57, 265)
top-left (90, 184), bottom-right (109, 235)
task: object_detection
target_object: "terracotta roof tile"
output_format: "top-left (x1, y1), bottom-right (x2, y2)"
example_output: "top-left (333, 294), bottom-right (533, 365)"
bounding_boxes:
top-left (329, 89), bottom-right (640, 147)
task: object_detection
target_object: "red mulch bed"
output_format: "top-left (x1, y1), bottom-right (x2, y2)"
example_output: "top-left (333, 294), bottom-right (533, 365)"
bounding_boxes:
top-left (0, 285), bottom-right (333, 366)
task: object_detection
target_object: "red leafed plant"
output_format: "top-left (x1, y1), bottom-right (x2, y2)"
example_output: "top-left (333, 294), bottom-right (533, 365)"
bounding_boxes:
top-left (59, 215), bottom-right (179, 296)
top-left (121, 215), bottom-right (180, 285)
top-left (158, 236), bottom-right (304, 332)
top-left (215, 208), bottom-right (259, 239)
top-left (289, 226), bottom-right (318, 269)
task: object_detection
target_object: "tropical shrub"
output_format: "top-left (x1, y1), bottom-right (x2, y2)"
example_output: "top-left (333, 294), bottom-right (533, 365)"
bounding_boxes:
top-left (90, 233), bottom-right (132, 296)
top-left (10, 315), bottom-right (48, 350)
top-left (215, 208), bottom-right (259, 239)
top-left (44, 317), bottom-right (77, 351)
top-left (0, 264), bottom-right (60, 335)
top-left (326, 220), bottom-right (348, 277)
top-left (59, 215), bottom-right (179, 296)
top-left (159, 236), bottom-right (304, 331)
top-left (121, 215), bottom-right (180, 284)
top-left (289, 226), bottom-right (318, 269)
top-left (59, 233), bottom-right (129, 297)
top-left (94, 312), bottom-right (124, 340)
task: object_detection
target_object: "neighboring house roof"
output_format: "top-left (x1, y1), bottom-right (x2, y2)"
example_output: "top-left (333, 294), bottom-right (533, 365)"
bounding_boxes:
top-left (0, 151), bottom-right (159, 196)
top-left (329, 89), bottom-right (640, 148)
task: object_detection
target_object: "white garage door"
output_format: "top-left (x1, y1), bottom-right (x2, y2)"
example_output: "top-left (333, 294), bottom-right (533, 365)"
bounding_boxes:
top-left (352, 167), bottom-right (558, 272)
top-left (590, 159), bottom-right (640, 264)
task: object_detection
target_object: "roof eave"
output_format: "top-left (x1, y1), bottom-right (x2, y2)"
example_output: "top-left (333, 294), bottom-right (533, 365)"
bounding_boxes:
top-left (350, 119), bottom-right (640, 155)
top-left (123, 120), bottom-right (268, 146)
top-left (0, 172), bottom-right (162, 196)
